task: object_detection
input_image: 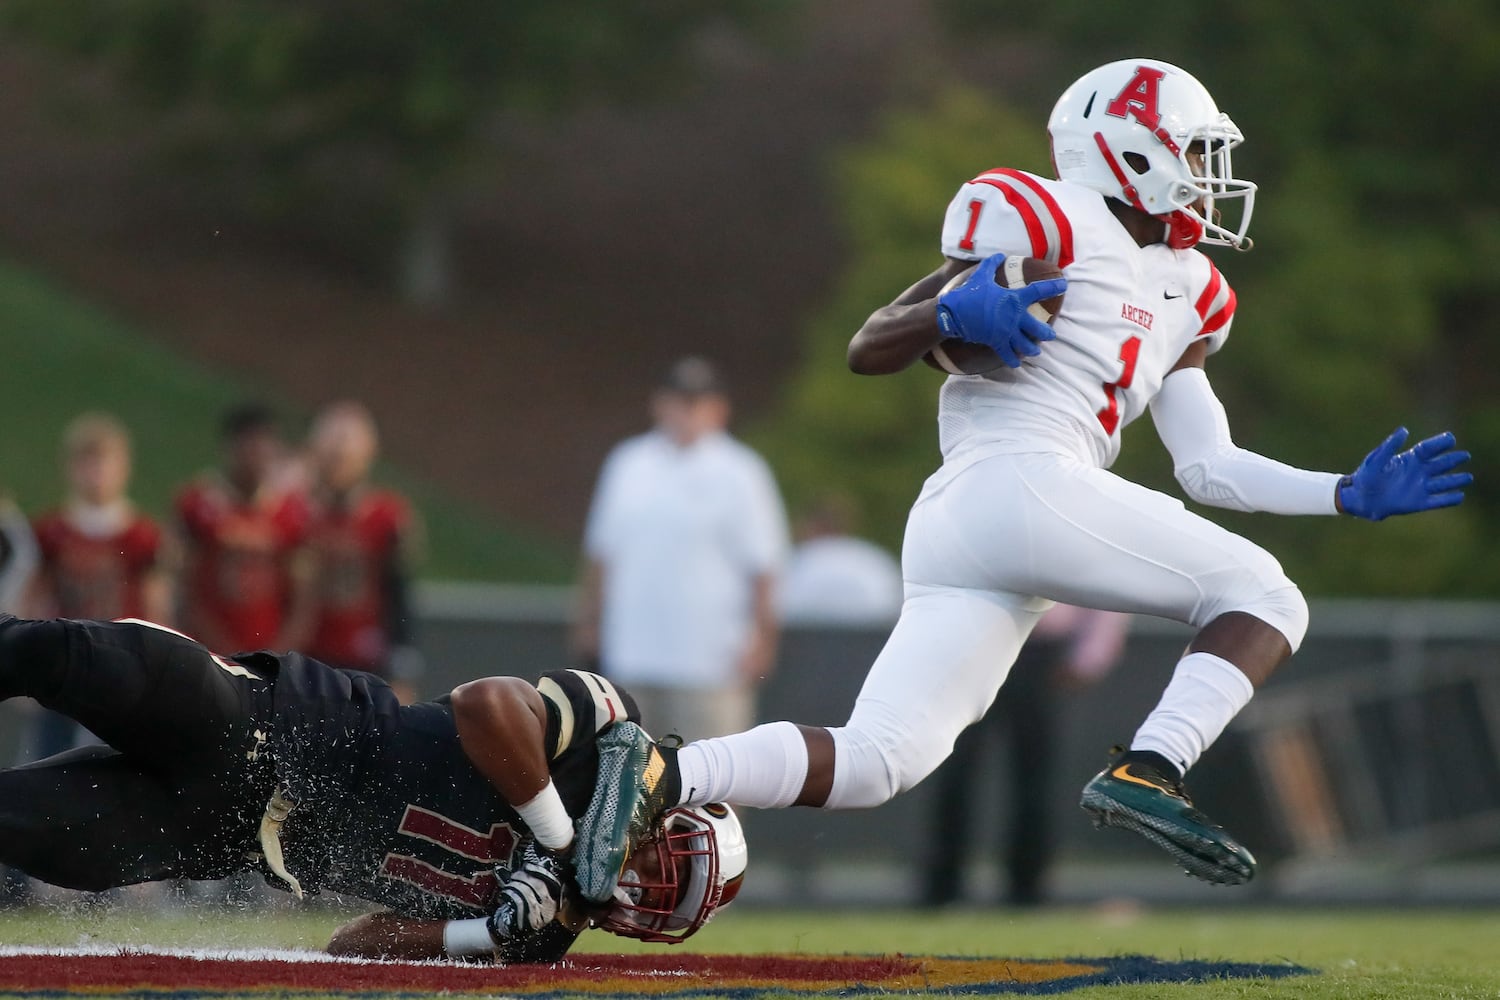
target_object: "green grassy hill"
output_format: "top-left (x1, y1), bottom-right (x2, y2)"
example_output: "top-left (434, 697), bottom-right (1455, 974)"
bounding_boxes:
top-left (0, 260), bottom-right (570, 582)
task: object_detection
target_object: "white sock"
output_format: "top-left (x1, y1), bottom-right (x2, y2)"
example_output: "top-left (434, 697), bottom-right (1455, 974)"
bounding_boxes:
top-left (675, 721), bottom-right (809, 809)
top-left (1131, 652), bottom-right (1255, 775)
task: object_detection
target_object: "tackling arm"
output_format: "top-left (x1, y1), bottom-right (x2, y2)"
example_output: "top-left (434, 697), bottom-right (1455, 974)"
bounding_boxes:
top-left (347, 671), bottom-right (637, 964)
top-left (451, 677), bottom-right (556, 814)
top-left (452, 669), bottom-right (641, 850)
top-left (847, 259), bottom-right (972, 375)
top-left (328, 912), bottom-right (447, 961)
top-left (327, 895), bottom-right (590, 963)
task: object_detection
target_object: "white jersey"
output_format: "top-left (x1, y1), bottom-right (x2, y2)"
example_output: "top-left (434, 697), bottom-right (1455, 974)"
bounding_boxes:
top-left (683, 169), bottom-right (1306, 819)
top-left (936, 168), bottom-right (1237, 470)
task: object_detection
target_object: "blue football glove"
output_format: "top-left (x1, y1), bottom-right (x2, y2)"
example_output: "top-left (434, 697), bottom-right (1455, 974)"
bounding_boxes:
top-left (1337, 427), bottom-right (1472, 522)
top-left (485, 839), bottom-right (567, 943)
top-left (935, 253), bottom-right (1067, 368)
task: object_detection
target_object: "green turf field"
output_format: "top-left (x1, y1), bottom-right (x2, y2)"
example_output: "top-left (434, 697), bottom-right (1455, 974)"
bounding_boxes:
top-left (0, 260), bottom-right (570, 582)
top-left (1, 903), bottom-right (1497, 998)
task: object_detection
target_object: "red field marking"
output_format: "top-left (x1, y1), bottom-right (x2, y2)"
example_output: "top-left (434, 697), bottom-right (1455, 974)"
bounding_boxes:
top-left (0, 950), bottom-right (1097, 995)
top-left (0, 948), bottom-right (1311, 996)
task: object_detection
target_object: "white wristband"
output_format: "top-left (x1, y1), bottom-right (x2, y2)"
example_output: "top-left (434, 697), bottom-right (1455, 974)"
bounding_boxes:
top-left (443, 917), bottom-right (496, 956)
top-left (515, 780), bottom-right (574, 850)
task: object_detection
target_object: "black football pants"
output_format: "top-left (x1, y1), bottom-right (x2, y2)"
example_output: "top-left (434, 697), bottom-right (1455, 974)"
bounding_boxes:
top-left (0, 616), bottom-right (272, 890)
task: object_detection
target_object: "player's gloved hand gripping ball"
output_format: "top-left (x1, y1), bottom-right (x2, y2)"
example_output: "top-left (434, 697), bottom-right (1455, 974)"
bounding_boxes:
top-left (1338, 427), bottom-right (1472, 521)
top-left (936, 253), bottom-right (1068, 368)
top-left (486, 839), bottom-right (568, 943)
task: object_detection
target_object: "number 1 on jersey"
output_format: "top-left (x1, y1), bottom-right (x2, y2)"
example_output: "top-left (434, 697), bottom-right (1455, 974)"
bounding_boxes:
top-left (1096, 336), bottom-right (1142, 436)
top-left (957, 199), bottom-right (983, 252)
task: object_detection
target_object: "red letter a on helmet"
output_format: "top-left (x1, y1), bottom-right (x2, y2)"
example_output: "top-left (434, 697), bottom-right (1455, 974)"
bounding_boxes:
top-left (1105, 65), bottom-right (1165, 131)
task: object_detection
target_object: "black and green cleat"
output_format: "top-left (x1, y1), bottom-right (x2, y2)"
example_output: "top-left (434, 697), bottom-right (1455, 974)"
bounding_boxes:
top-left (573, 721), bottom-right (680, 903)
top-left (1080, 749), bottom-right (1256, 886)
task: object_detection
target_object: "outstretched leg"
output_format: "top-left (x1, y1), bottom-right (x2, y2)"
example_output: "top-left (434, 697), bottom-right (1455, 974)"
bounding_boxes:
top-left (1078, 611), bottom-right (1293, 885)
top-left (676, 585), bottom-right (1044, 810)
top-left (0, 746), bottom-right (258, 891)
top-left (0, 616), bottom-right (261, 772)
top-left (578, 585), bottom-right (1040, 897)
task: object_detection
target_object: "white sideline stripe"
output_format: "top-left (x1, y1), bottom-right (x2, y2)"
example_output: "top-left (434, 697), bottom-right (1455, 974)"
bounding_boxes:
top-left (0, 944), bottom-right (452, 966)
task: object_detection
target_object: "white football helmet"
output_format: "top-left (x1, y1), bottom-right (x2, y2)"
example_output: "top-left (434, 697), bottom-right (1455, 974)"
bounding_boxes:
top-left (596, 803), bottom-right (747, 944)
top-left (1048, 59), bottom-right (1256, 250)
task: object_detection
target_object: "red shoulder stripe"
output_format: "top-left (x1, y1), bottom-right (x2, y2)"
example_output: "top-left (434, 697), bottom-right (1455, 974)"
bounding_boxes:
top-left (989, 169), bottom-right (1075, 269)
top-left (970, 176), bottom-right (1048, 261)
top-left (1200, 285), bottom-right (1237, 337)
top-left (1193, 262), bottom-right (1223, 322)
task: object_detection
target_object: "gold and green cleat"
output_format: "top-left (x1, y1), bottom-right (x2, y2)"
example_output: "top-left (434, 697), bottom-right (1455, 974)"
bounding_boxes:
top-left (573, 721), bottom-right (679, 903)
top-left (1080, 749), bottom-right (1256, 886)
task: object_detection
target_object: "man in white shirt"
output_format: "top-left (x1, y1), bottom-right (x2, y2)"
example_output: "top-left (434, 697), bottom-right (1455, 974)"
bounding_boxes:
top-left (574, 358), bottom-right (789, 742)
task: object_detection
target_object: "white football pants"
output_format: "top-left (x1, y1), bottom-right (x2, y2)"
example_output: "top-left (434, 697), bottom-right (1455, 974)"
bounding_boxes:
top-left (824, 450), bottom-right (1307, 809)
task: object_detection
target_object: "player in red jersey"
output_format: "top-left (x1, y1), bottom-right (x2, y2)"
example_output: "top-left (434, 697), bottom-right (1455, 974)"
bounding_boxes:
top-left (295, 401), bottom-right (423, 701)
top-left (28, 414), bottom-right (170, 625)
top-left (23, 414), bottom-right (171, 762)
top-left (175, 403), bottom-right (311, 654)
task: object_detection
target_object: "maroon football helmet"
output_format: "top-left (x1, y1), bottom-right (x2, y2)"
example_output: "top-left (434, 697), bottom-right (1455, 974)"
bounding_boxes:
top-left (594, 803), bottom-right (747, 944)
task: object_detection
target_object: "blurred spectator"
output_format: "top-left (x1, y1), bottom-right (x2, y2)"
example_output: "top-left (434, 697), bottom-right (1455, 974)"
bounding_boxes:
top-left (0, 494), bottom-right (37, 614)
top-left (779, 494), bottom-right (903, 625)
top-left (574, 357), bottom-right (789, 741)
top-left (175, 403), bottom-right (311, 654)
top-left (24, 413), bottom-right (170, 759)
top-left (0, 493), bottom-right (36, 907)
top-left (28, 414), bottom-right (171, 623)
top-left (295, 401), bottom-right (424, 702)
top-left (922, 604), bottom-right (1131, 907)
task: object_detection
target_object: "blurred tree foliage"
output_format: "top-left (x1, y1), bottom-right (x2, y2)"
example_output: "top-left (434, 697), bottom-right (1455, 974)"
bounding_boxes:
top-left (2, 0), bottom-right (788, 304)
top-left (761, 1), bottom-right (1497, 595)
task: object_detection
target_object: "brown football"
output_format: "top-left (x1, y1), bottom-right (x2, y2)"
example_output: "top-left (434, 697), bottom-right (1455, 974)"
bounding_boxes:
top-left (924, 257), bottom-right (1065, 376)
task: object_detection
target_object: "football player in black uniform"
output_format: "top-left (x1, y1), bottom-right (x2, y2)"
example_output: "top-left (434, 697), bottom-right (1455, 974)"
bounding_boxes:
top-left (0, 614), bottom-right (746, 962)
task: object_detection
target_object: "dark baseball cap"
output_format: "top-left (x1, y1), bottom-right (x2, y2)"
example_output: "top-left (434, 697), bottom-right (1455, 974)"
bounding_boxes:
top-left (659, 356), bottom-right (725, 396)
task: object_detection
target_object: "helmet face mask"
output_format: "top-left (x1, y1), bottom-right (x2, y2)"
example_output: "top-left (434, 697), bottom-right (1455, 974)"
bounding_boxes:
top-left (1049, 59), bottom-right (1256, 250)
top-left (595, 804), bottom-right (747, 944)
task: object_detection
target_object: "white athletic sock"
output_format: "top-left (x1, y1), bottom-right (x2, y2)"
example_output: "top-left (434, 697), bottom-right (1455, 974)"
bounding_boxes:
top-left (675, 721), bottom-right (809, 809)
top-left (1131, 651), bottom-right (1255, 775)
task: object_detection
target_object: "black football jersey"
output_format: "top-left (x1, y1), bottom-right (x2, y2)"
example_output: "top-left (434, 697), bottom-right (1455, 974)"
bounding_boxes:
top-left (243, 652), bottom-right (635, 924)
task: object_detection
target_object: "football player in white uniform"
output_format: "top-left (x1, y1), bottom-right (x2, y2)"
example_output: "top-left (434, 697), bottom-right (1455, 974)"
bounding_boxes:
top-left (575, 59), bottom-right (1471, 889)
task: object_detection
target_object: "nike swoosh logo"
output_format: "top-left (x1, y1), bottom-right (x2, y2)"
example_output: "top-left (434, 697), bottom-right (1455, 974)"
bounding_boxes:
top-left (1111, 764), bottom-right (1166, 790)
top-left (1163, 291), bottom-right (1184, 300)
